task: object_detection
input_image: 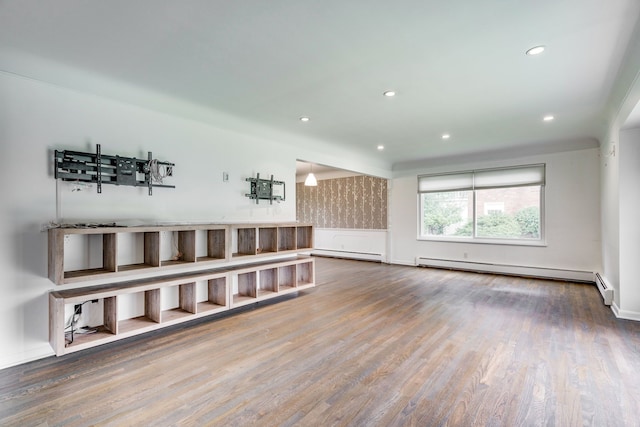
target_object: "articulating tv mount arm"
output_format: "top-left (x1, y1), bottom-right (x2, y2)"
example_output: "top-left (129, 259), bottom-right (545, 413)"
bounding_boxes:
top-left (54, 144), bottom-right (175, 196)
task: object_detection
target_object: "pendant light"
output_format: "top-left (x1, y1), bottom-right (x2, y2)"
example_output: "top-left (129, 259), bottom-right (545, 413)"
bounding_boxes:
top-left (304, 164), bottom-right (317, 186)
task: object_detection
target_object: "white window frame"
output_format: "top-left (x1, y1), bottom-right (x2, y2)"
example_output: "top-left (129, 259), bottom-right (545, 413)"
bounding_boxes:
top-left (417, 164), bottom-right (546, 246)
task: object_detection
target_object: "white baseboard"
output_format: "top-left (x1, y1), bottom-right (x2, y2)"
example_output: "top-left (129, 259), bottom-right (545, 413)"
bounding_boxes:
top-left (0, 345), bottom-right (54, 371)
top-left (415, 257), bottom-right (594, 282)
top-left (390, 259), bottom-right (416, 266)
top-left (611, 301), bottom-right (640, 321)
top-left (312, 249), bottom-right (383, 262)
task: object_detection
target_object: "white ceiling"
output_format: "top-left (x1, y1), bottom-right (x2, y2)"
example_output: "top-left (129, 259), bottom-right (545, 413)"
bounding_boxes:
top-left (2, 1), bottom-right (639, 166)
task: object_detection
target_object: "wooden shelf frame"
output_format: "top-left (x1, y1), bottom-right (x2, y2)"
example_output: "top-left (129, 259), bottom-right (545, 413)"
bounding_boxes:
top-left (229, 257), bottom-right (315, 309)
top-left (230, 223), bottom-right (314, 260)
top-left (49, 223), bottom-right (313, 285)
top-left (49, 257), bottom-right (315, 356)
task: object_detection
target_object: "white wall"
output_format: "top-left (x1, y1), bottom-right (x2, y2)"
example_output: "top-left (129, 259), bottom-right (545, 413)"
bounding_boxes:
top-left (0, 71), bottom-right (389, 368)
top-left (389, 147), bottom-right (601, 276)
top-left (618, 127), bottom-right (640, 318)
top-left (598, 19), bottom-right (640, 318)
top-left (600, 136), bottom-right (620, 304)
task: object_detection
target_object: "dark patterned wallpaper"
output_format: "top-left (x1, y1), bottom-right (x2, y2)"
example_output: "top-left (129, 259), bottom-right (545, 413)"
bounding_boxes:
top-left (296, 176), bottom-right (388, 229)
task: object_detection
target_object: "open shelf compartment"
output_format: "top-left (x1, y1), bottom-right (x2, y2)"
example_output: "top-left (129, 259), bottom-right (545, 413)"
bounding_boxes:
top-left (258, 227), bottom-right (278, 254)
top-left (233, 271), bottom-right (257, 306)
top-left (258, 267), bottom-right (278, 297)
top-left (49, 293), bottom-right (118, 355)
top-left (196, 276), bottom-right (228, 314)
top-left (161, 282), bottom-right (197, 323)
top-left (278, 226), bottom-right (296, 252)
top-left (52, 230), bottom-right (118, 284)
top-left (117, 231), bottom-right (160, 273)
top-left (278, 264), bottom-right (297, 291)
top-left (160, 230), bottom-right (197, 267)
top-left (117, 289), bottom-right (160, 335)
top-left (296, 225), bottom-right (313, 250)
top-left (234, 227), bottom-right (257, 257)
top-left (297, 261), bottom-right (315, 286)
top-left (196, 228), bottom-right (228, 262)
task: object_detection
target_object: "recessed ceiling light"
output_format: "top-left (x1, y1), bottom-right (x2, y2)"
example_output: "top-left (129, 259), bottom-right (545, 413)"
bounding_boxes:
top-left (442, 133), bottom-right (451, 140)
top-left (543, 115), bottom-right (555, 122)
top-left (299, 117), bottom-right (310, 122)
top-left (377, 145), bottom-right (385, 151)
top-left (383, 90), bottom-right (396, 97)
top-left (526, 45), bottom-right (546, 56)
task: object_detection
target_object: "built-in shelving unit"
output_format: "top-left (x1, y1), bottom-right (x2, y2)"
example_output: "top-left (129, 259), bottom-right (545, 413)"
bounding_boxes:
top-left (49, 256), bottom-right (315, 356)
top-left (49, 223), bottom-right (313, 285)
top-left (48, 222), bottom-right (314, 356)
top-left (230, 223), bottom-right (313, 259)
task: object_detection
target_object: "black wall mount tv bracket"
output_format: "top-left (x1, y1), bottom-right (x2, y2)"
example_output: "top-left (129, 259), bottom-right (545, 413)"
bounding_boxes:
top-left (245, 173), bottom-right (285, 204)
top-left (54, 144), bottom-right (175, 195)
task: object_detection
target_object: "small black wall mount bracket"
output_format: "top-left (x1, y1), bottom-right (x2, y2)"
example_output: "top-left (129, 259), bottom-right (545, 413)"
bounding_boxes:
top-left (54, 144), bottom-right (175, 195)
top-left (245, 173), bottom-right (285, 204)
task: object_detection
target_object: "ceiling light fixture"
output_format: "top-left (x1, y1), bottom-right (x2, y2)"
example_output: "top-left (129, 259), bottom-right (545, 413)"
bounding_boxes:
top-left (300, 116), bottom-right (310, 122)
top-left (442, 133), bottom-right (451, 140)
top-left (543, 115), bottom-right (555, 122)
top-left (377, 145), bottom-right (384, 150)
top-left (304, 164), bottom-right (317, 186)
top-left (383, 90), bottom-right (396, 97)
top-left (526, 45), bottom-right (546, 56)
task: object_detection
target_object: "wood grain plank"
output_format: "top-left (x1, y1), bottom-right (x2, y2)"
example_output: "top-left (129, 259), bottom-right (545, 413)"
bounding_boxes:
top-left (3, 258), bottom-right (640, 426)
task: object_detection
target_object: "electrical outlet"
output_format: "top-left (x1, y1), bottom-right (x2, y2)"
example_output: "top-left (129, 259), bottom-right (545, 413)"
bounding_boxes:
top-left (74, 304), bottom-right (82, 314)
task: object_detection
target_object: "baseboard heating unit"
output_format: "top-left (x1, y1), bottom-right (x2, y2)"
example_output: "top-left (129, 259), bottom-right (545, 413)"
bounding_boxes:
top-left (594, 273), bottom-right (614, 306)
top-left (415, 257), bottom-right (594, 283)
top-left (312, 249), bottom-right (383, 262)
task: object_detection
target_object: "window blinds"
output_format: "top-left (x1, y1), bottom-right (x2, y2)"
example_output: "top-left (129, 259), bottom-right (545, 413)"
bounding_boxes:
top-left (418, 164), bottom-right (545, 193)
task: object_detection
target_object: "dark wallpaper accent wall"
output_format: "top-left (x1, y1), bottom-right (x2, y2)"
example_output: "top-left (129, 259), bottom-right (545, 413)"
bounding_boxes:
top-left (296, 176), bottom-right (388, 229)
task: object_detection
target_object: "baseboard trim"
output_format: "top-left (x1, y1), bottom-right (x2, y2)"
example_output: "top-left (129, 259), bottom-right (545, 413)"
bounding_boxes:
top-left (0, 345), bottom-right (54, 371)
top-left (415, 257), bottom-right (594, 282)
top-left (611, 301), bottom-right (640, 321)
top-left (390, 259), bottom-right (416, 267)
top-left (312, 249), bottom-right (383, 262)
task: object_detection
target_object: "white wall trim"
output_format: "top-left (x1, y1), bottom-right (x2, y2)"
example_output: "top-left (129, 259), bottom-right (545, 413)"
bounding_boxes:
top-left (312, 249), bottom-right (383, 262)
top-left (611, 301), bottom-right (640, 321)
top-left (0, 345), bottom-right (53, 371)
top-left (415, 257), bottom-right (594, 282)
top-left (390, 259), bottom-right (417, 266)
top-left (612, 301), bottom-right (621, 318)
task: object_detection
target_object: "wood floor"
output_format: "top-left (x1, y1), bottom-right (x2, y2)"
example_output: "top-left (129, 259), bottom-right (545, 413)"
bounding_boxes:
top-left (1, 257), bottom-right (640, 426)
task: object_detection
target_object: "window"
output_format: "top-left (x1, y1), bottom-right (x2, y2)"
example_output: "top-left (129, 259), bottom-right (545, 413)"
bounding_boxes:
top-left (418, 164), bottom-right (544, 243)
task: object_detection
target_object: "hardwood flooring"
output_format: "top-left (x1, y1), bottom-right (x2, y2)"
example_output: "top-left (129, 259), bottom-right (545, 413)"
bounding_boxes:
top-left (1, 257), bottom-right (640, 426)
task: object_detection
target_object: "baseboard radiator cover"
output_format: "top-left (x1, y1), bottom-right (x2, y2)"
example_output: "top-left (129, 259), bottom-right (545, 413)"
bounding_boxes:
top-left (312, 249), bottom-right (383, 262)
top-left (594, 273), bottom-right (614, 306)
top-left (415, 257), bottom-right (594, 283)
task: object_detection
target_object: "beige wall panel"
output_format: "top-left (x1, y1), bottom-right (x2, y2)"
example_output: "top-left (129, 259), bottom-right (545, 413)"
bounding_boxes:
top-left (297, 176), bottom-right (388, 230)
